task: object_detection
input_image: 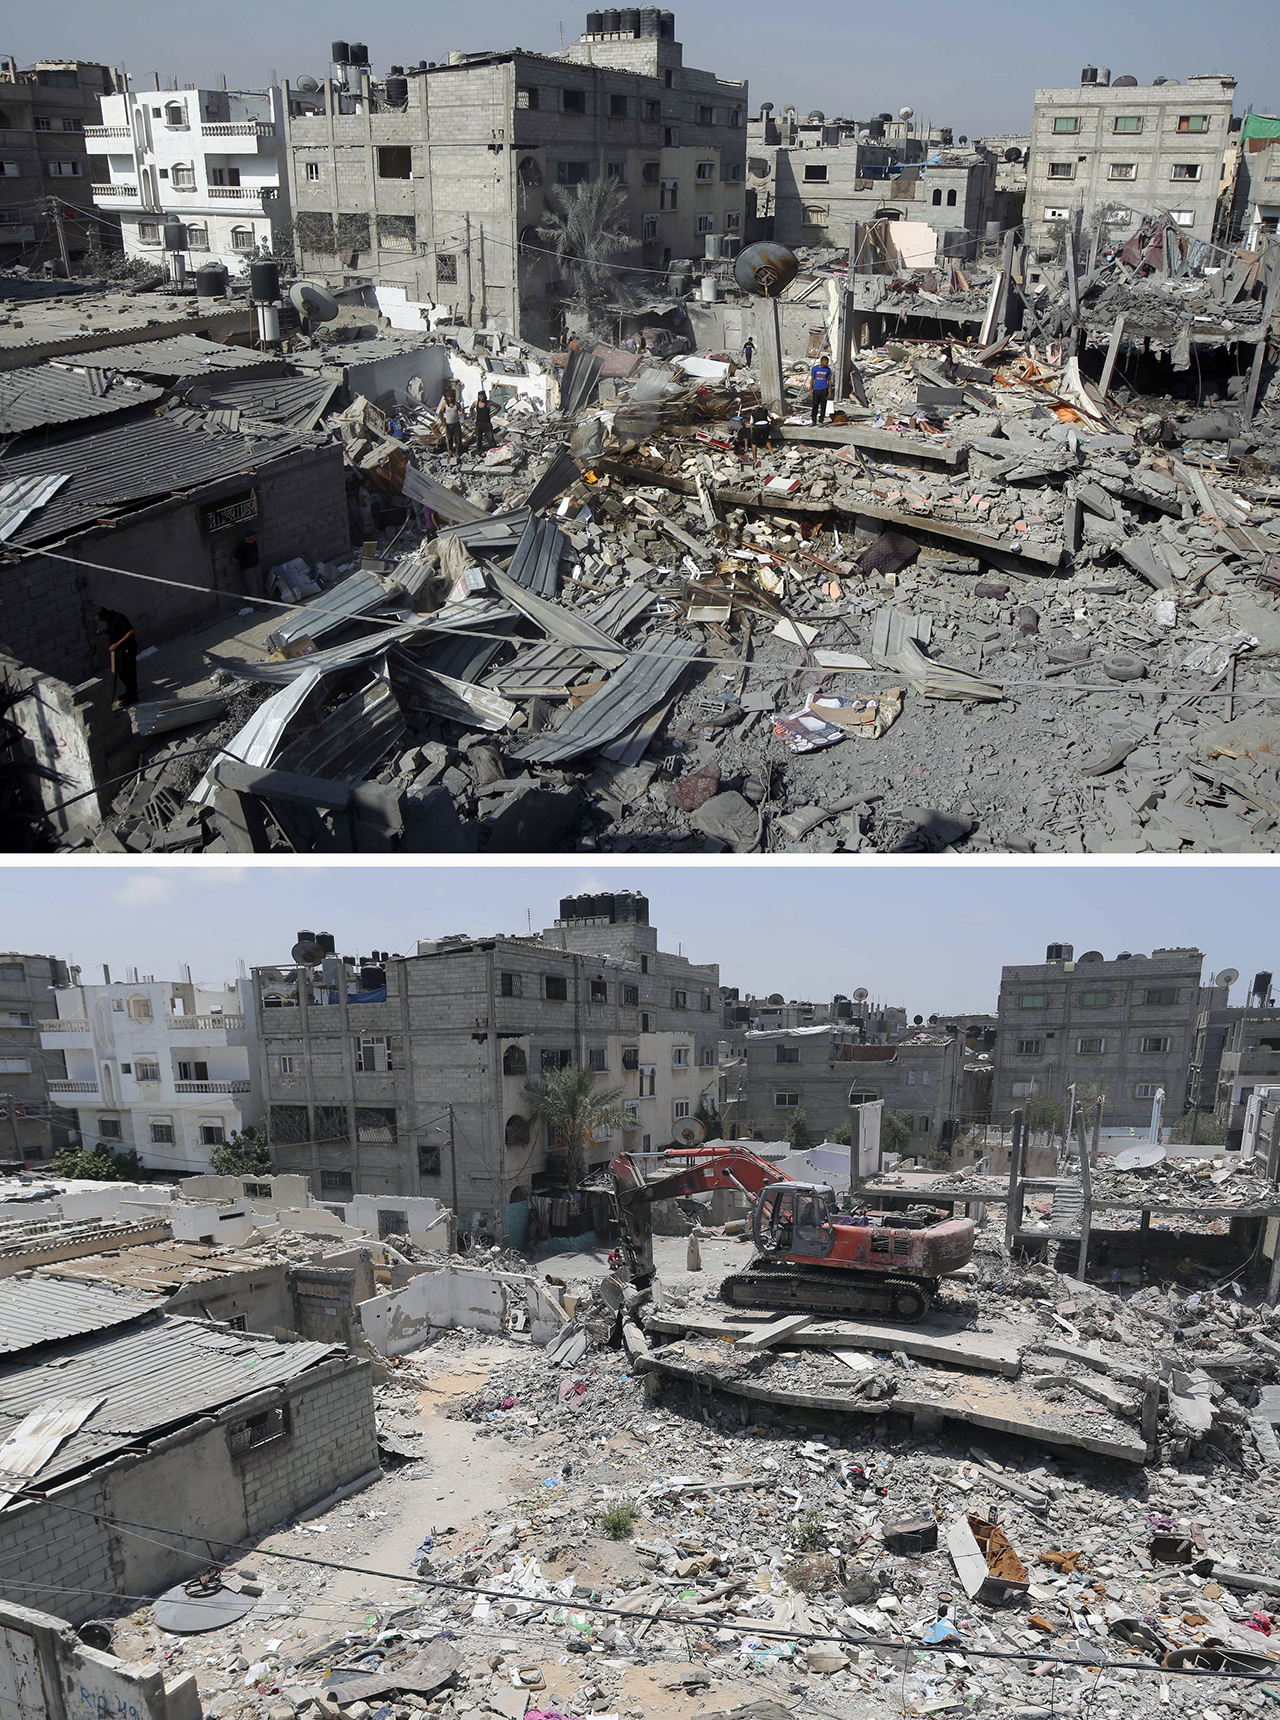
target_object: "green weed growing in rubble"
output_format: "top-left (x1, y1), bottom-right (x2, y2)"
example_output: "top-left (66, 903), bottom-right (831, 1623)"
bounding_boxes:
top-left (601, 1498), bottom-right (640, 1540)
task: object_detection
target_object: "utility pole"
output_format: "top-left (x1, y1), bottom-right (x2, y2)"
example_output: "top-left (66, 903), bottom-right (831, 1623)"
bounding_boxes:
top-left (464, 212), bottom-right (474, 326)
top-left (447, 1102), bottom-right (459, 1232)
top-left (47, 198), bottom-right (72, 278)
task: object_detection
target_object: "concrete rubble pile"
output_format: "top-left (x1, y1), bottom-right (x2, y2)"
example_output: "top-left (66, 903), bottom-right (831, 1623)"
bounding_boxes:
top-left (68, 238), bottom-right (1280, 855)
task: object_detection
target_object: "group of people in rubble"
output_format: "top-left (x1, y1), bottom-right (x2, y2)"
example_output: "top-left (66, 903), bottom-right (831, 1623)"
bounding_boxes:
top-left (728, 341), bottom-right (835, 460)
top-left (436, 386), bottom-right (499, 464)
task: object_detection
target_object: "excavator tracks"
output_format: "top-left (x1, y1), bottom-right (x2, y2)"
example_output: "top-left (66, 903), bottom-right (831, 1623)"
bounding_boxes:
top-left (720, 1264), bottom-right (933, 1323)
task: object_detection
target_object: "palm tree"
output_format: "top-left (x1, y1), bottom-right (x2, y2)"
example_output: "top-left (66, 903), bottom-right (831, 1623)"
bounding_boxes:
top-left (535, 179), bottom-right (636, 317)
top-left (524, 1064), bottom-right (630, 1185)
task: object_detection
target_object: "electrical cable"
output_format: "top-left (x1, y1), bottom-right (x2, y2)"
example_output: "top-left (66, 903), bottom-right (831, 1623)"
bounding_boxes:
top-left (9, 1487), bottom-right (1274, 1683)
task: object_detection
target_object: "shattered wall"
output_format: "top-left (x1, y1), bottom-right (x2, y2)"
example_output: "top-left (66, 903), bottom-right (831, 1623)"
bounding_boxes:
top-left (357, 1264), bottom-right (564, 1356)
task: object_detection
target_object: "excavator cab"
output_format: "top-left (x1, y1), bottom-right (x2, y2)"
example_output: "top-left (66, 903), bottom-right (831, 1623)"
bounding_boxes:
top-left (754, 1183), bottom-right (836, 1258)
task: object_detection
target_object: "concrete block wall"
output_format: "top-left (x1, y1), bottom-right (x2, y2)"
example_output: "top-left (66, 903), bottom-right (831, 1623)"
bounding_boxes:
top-left (240, 1360), bottom-right (378, 1536)
top-left (0, 1472), bottom-right (118, 1624)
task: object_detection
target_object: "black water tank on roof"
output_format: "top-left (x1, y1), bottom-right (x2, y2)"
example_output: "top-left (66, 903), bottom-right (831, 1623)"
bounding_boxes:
top-left (621, 7), bottom-right (641, 33)
top-left (587, 9), bottom-right (604, 31)
top-left (194, 261), bottom-right (228, 297)
top-left (331, 41), bottom-right (350, 64)
top-left (659, 9), bottom-right (675, 38)
top-left (385, 75), bottom-right (408, 106)
top-left (603, 8), bottom-right (621, 31)
top-left (249, 258), bottom-right (280, 302)
top-left (639, 5), bottom-right (660, 33)
top-left (317, 933), bottom-right (336, 954)
top-left (349, 42), bottom-right (369, 64)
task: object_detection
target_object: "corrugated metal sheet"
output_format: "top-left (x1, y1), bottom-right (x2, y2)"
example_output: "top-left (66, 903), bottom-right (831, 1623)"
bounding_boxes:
top-left (190, 665), bottom-right (324, 808)
top-left (524, 446), bottom-right (580, 513)
top-left (0, 414), bottom-right (317, 547)
top-left (559, 347), bottom-right (605, 416)
top-left (505, 514), bottom-right (569, 599)
top-left (0, 366), bottom-right (163, 435)
top-left (0, 1396), bottom-right (104, 1509)
top-left (435, 508), bottom-right (530, 553)
top-left (486, 565), bottom-right (629, 669)
top-left (387, 644), bottom-right (516, 732)
top-left (0, 1316), bottom-right (340, 1492)
top-left (515, 634), bottom-right (699, 763)
top-left (0, 474), bottom-right (71, 543)
top-left (0, 1275), bottom-right (162, 1356)
top-left (401, 464), bottom-right (488, 525)
top-left (265, 551), bottom-right (436, 653)
top-left (212, 600), bottom-right (518, 688)
top-left (270, 663), bottom-right (405, 783)
top-left (66, 335), bottom-right (275, 378)
top-left (180, 373), bottom-right (339, 432)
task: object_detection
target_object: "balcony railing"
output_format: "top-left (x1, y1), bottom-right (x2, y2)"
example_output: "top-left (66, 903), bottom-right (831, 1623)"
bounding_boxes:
top-left (202, 120), bottom-right (275, 138)
top-left (92, 183), bottom-right (138, 200)
top-left (39, 1019), bottom-right (89, 1032)
top-left (207, 185), bottom-right (268, 200)
top-left (168, 1015), bottom-right (245, 1031)
top-left (84, 124), bottom-right (131, 139)
top-left (174, 1079), bottom-right (251, 1094)
top-left (48, 1080), bottom-right (98, 1093)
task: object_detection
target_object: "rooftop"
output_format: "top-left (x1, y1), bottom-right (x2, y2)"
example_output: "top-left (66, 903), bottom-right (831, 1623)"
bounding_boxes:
top-left (0, 1274), bottom-right (162, 1357)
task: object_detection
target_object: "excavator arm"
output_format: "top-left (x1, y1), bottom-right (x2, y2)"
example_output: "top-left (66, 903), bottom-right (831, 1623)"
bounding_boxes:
top-left (607, 1147), bottom-right (792, 1285)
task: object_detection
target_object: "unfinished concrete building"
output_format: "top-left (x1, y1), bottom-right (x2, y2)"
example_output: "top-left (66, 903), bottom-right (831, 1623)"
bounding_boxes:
top-left (1026, 67), bottom-right (1236, 251)
top-left (0, 952), bottom-right (73, 1161)
top-left (1215, 974), bottom-right (1280, 1148)
top-left (992, 942), bottom-right (1212, 1129)
top-left (253, 892), bottom-right (721, 1238)
top-left (281, 14), bottom-right (747, 343)
top-left (0, 56), bottom-right (124, 271)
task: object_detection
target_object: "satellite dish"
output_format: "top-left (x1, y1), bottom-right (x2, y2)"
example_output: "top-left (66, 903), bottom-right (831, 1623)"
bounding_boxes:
top-left (732, 242), bottom-right (799, 298)
top-left (899, 106), bottom-right (914, 120)
top-left (767, 993), bottom-right (785, 1006)
top-left (1113, 1143), bottom-right (1166, 1171)
top-left (675, 1118), bottom-right (707, 1147)
top-left (928, 1014), bottom-right (938, 1025)
top-left (289, 280), bottom-right (340, 322)
top-left (1004, 146), bottom-right (1022, 162)
top-left (295, 74), bottom-right (320, 92)
top-left (291, 938), bottom-right (327, 965)
top-left (1216, 968), bottom-right (1240, 988)
top-left (852, 987), bottom-right (869, 1002)
top-left (1079, 950), bottom-right (1103, 963)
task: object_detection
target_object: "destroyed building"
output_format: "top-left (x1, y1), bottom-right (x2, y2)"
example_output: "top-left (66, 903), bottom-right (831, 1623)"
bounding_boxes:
top-left (1235, 111), bottom-right (1280, 248)
top-left (0, 57), bottom-right (125, 272)
top-left (0, 952), bottom-right (74, 1161)
top-left (992, 942), bottom-right (1215, 1128)
top-left (89, 83), bottom-right (292, 274)
top-left (281, 13), bottom-right (747, 339)
top-left (1027, 68), bottom-right (1237, 251)
top-left (252, 896), bottom-right (721, 1234)
top-left (1215, 978), bottom-right (1280, 1146)
top-left (39, 972), bottom-right (263, 1174)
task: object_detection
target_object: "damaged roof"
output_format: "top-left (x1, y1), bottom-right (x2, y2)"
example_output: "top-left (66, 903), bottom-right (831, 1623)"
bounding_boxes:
top-left (0, 364), bottom-right (163, 436)
top-left (0, 1274), bottom-right (164, 1356)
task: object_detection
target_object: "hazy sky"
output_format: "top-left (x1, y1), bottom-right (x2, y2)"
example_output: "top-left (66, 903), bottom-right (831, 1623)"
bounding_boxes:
top-left (0, 864), bottom-right (1268, 1016)
top-left (14, 0), bottom-right (1278, 139)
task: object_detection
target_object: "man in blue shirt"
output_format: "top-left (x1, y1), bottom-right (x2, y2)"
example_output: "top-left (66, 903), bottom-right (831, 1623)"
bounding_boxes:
top-left (810, 352), bottom-right (833, 424)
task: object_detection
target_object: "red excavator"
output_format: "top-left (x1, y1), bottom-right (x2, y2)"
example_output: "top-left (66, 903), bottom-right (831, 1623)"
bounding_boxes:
top-left (605, 1143), bottom-right (974, 1322)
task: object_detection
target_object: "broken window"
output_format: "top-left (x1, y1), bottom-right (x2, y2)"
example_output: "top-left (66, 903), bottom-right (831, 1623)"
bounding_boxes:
top-left (505, 1114), bottom-right (530, 1147)
top-left (590, 980), bottom-right (608, 1004)
top-left (1171, 163), bottom-right (1201, 180)
top-left (557, 160), bottom-right (590, 184)
top-left (1075, 1037), bottom-right (1106, 1055)
top-left (641, 1012), bottom-right (652, 1033)
top-left (1178, 115), bottom-right (1209, 132)
top-left (774, 1091), bottom-right (800, 1108)
top-left (1017, 1038), bottom-right (1043, 1055)
top-left (699, 1047), bottom-right (715, 1067)
top-left (801, 204), bottom-right (829, 225)
top-left (321, 1169), bottom-right (354, 1193)
top-left (418, 1144), bottom-right (441, 1177)
top-left (271, 1105), bottom-right (309, 1143)
top-left (849, 1090), bottom-right (878, 1106)
top-left (503, 1044), bottom-right (528, 1076)
top-left (622, 1047), bottom-right (640, 1071)
top-left (624, 1101), bottom-right (640, 1127)
top-left (199, 1123), bottom-right (225, 1146)
top-left (377, 146), bottom-right (412, 179)
top-left (726, 211), bottom-right (742, 232)
top-left (295, 211), bottom-right (335, 253)
top-left (1144, 987), bottom-right (1178, 1005)
top-left (698, 105), bottom-right (715, 125)
top-left (378, 215), bottom-right (416, 251)
top-left (1112, 115), bottom-right (1143, 133)
top-left (544, 975), bottom-right (568, 1002)
top-left (135, 1061), bottom-right (161, 1083)
top-left (562, 89), bottom-right (587, 114)
top-left (1079, 990), bottom-right (1111, 1007)
top-left (585, 1047), bottom-right (606, 1073)
top-left (97, 1116), bottom-right (122, 1139)
top-left (606, 160), bottom-right (627, 182)
top-left (696, 160), bottom-right (715, 181)
top-left (314, 1105), bottom-right (349, 1145)
top-left (0, 962), bottom-right (22, 982)
top-left (775, 1046), bottom-right (799, 1063)
top-left (230, 226), bottom-right (254, 251)
top-left (1169, 210), bottom-right (1194, 226)
top-left (803, 164), bottom-right (828, 182)
top-left (610, 93), bottom-right (628, 117)
top-left (1047, 162), bottom-right (1075, 178)
top-left (1019, 993), bottom-right (1047, 1008)
top-left (501, 972), bottom-right (523, 997)
top-left (128, 996), bottom-right (153, 1021)
top-left (517, 87), bottom-right (539, 110)
top-left (356, 1107), bottom-right (397, 1143)
top-left (436, 252), bottom-right (458, 283)
top-left (639, 1065), bottom-right (656, 1096)
top-left (1043, 206), bottom-right (1071, 221)
top-left (1108, 163), bottom-right (1136, 180)
top-left (378, 1209), bottom-right (409, 1237)
top-left (623, 984), bottom-right (640, 1007)
top-left (518, 156), bottom-right (542, 186)
top-left (696, 213), bottom-right (715, 233)
top-left (1052, 116), bottom-right (1080, 133)
top-left (1138, 1036), bottom-right (1171, 1054)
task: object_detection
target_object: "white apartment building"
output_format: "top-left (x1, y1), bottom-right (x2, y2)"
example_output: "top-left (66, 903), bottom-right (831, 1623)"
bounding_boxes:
top-left (40, 976), bottom-right (263, 1174)
top-left (87, 84), bottom-right (290, 275)
top-left (1026, 69), bottom-right (1236, 251)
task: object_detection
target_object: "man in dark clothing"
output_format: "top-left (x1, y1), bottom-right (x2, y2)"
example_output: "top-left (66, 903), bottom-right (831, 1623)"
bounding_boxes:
top-left (472, 389), bottom-right (496, 453)
top-left (232, 530), bottom-right (261, 598)
top-left (810, 352), bottom-right (833, 424)
top-left (742, 336), bottom-right (755, 366)
top-left (95, 606), bottom-right (137, 706)
top-left (747, 401), bottom-right (772, 464)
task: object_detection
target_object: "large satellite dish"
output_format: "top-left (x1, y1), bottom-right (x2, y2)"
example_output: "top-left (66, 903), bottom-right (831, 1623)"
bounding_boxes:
top-left (675, 1118), bottom-right (707, 1147)
top-left (899, 106), bottom-right (914, 120)
top-left (295, 74), bottom-right (321, 92)
top-left (289, 280), bottom-right (340, 321)
top-left (1113, 1143), bottom-right (1166, 1171)
top-left (1216, 968), bottom-right (1240, 988)
top-left (852, 987), bottom-right (869, 1002)
top-left (292, 936), bottom-right (327, 965)
top-left (733, 242), bottom-right (799, 298)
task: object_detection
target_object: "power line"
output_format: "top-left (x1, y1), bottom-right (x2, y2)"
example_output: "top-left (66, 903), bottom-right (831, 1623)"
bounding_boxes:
top-left (11, 1488), bottom-right (1273, 1685)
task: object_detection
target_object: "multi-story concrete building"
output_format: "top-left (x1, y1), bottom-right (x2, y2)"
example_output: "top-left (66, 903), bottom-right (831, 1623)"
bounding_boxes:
top-left (991, 941), bottom-right (1206, 1128)
top-left (39, 974), bottom-right (262, 1173)
top-left (88, 83), bottom-right (290, 275)
top-left (0, 952), bottom-right (74, 1161)
top-left (1230, 112), bottom-right (1280, 246)
top-left (252, 892), bottom-right (721, 1235)
top-left (281, 12), bottom-right (747, 342)
top-left (1026, 68), bottom-right (1236, 252)
top-left (0, 57), bottom-right (124, 271)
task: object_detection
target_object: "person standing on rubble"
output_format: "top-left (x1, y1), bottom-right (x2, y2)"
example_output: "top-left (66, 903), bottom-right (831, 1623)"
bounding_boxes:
top-left (439, 389), bottom-right (464, 463)
top-left (747, 399), bottom-right (772, 463)
top-left (473, 389), bottom-right (496, 454)
top-left (95, 606), bottom-right (138, 707)
top-left (810, 351), bottom-right (833, 424)
top-left (742, 336), bottom-right (755, 367)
